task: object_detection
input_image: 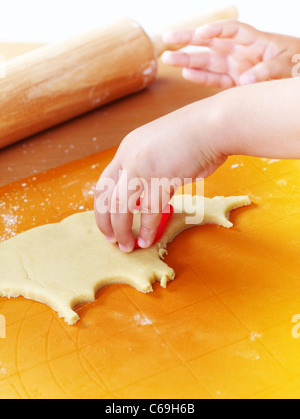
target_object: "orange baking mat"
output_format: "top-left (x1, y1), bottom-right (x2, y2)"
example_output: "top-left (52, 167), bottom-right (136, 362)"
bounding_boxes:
top-left (0, 147), bottom-right (300, 399)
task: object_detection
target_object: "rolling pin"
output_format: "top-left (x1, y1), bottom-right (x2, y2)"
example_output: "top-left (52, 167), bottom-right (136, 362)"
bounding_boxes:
top-left (0, 5), bottom-right (238, 149)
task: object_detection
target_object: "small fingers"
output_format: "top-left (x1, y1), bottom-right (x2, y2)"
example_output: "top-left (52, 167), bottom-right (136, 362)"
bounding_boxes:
top-left (95, 165), bottom-right (144, 253)
top-left (138, 186), bottom-right (171, 249)
top-left (94, 162), bottom-right (121, 242)
top-left (162, 50), bottom-right (228, 74)
top-left (163, 29), bottom-right (204, 46)
top-left (163, 21), bottom-right (256, 49)
top-left (239, 56), bottom-right (288, 85)
top-left (110, 170), bottom-right (142, 253)
top-left (163, 28), bottom-right (232, 51)
top-left (162, 50), bottom-right (192, 68)
top-left (182, 68), bottom-right (235, 89)
top-left (195, 20), bottom-right (257, 46)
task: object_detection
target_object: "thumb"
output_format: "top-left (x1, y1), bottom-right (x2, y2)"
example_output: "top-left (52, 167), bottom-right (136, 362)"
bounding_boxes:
top-left (239, 56), bottom-right (288, 85)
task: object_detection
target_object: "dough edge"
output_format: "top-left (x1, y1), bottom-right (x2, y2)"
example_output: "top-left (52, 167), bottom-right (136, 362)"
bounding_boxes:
top-left (0, 194), bottom-right (251, 325)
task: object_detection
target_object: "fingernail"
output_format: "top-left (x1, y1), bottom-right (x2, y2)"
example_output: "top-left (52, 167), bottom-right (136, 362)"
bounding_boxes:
top-left (182, 68), bottom-right (191, 80)
top-left (162, 51), bottom-right (176, 65)
top-left (240, 73), bottom-right (256, 85)
top-left (195, 25), bottom-right (209, 37)
top-left (162, 31), bottom-right (173, 43)
top-left (161, 51), bottom-right (170, 63)
top-left (138, 238), bottom-right (150, 249)
top-left (118, 243), bottom-right (133, 253)
top-left (195, 27), bottom-right (204, 36)
top-left (105, 235), bottom-right (116, 243)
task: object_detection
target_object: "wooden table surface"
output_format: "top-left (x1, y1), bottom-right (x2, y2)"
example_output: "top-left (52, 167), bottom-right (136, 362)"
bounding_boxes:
top-left (0, 42), bottom-right (219, 188)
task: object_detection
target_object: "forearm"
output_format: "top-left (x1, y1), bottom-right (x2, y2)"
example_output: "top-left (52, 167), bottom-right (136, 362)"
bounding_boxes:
top-left (212, 78), bottom-right (300, 159)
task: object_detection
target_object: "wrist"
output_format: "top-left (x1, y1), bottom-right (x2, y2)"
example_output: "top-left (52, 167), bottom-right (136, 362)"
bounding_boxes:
top-left (203, 86), bottom-right (253, 158)
top-left (193, 91), bottom-right (234, 159)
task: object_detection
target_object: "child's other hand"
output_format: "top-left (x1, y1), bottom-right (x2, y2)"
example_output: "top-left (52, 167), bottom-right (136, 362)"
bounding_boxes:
top-left (162, 20), bottom-right (300, 88)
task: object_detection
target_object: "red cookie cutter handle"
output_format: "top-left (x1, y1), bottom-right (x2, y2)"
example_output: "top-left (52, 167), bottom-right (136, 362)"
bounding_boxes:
top-left (134, 198), bottom-right (174, 249)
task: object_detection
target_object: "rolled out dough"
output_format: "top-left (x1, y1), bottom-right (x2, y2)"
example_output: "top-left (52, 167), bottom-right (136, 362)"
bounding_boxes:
top-left (0, 194), bottom-right (251, 325)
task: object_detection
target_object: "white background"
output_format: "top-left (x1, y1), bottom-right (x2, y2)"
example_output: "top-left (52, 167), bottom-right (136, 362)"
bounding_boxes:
top-left (0, 0), bottom-right (299, 44)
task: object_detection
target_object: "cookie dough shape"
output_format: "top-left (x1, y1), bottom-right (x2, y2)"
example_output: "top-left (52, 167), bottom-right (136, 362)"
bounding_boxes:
top-left (0, 195), bottom-right (251, 325)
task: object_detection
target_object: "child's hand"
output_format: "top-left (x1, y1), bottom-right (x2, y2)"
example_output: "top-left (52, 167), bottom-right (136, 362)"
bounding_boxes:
top-left (162, 20), bottom-right (300, 88)
top-left (94, 100), bottom-right (227, 252)
top-left (95, 77), bottom-right (300, 252)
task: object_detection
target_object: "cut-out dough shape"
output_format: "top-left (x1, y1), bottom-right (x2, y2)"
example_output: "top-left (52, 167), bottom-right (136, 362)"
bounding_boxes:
top-left (0, 195), bottom-right (251, 325)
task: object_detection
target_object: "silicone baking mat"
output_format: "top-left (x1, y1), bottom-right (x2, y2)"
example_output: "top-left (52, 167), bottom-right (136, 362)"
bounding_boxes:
top-left (0, 146), bottom-right (300, 399)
